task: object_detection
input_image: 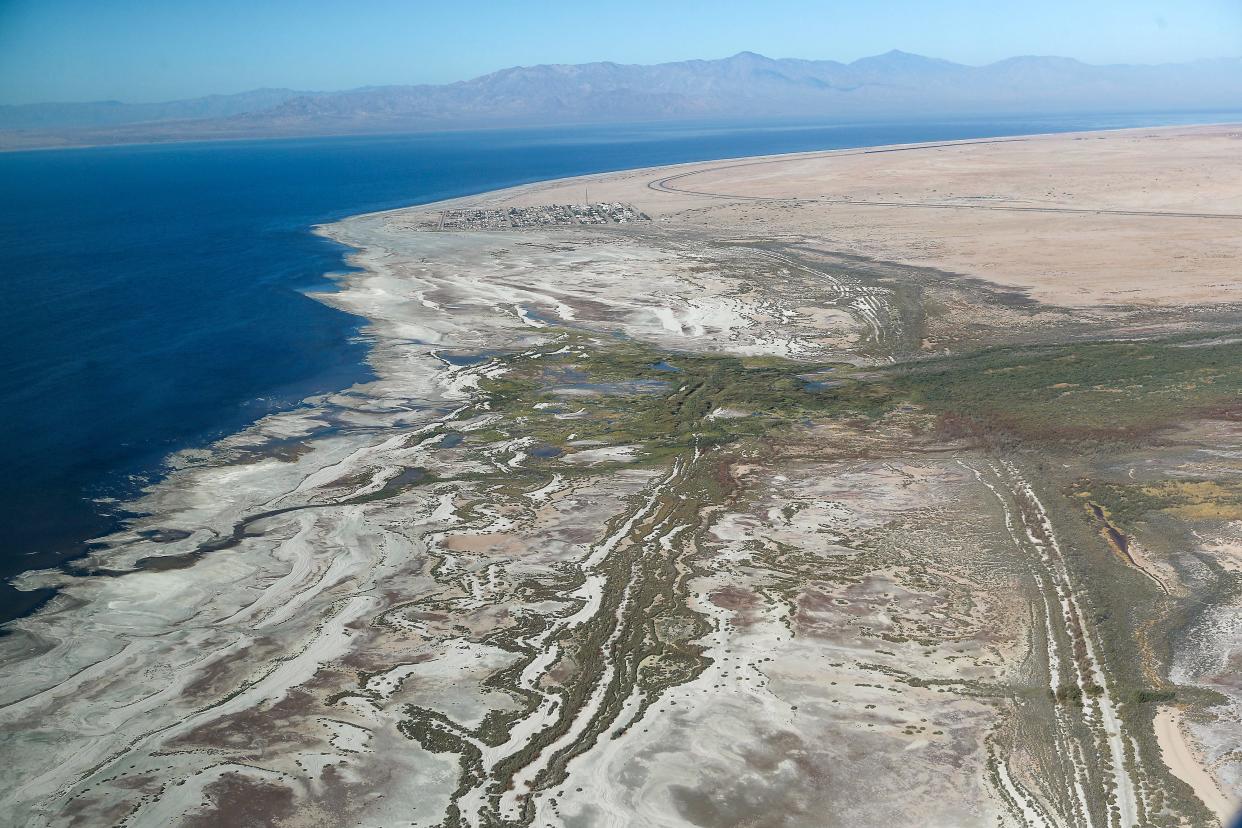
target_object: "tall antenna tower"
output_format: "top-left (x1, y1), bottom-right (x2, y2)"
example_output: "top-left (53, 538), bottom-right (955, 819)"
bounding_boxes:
top-left (584, 185), bottom-right (589, 206)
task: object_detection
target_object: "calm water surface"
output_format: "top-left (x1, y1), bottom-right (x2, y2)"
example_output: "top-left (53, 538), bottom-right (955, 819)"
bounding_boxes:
top-left (1, 111), bottom-right (1237, 620)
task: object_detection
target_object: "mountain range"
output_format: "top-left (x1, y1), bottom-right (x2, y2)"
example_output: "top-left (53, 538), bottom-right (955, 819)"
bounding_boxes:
top-left (3, 50), bottom-right (1240, 149)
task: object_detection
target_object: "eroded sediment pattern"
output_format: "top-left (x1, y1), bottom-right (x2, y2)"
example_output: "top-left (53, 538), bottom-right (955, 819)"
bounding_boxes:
top-left (4, 128), bottom-right (1242, 828)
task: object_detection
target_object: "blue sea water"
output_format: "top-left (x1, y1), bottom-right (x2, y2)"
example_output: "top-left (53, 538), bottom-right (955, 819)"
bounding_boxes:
top-left (0, 110), bottom-right (1237, 621)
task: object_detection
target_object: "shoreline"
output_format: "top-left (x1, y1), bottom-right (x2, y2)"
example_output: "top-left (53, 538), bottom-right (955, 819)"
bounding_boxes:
top-left (0, 233), bottom-right (378, 628)
top-left (337, 119), bottom-right (1242, 224)
top-left (4, 108), bottom-right (1242, 154)
top-left (230, 121), bottom-right (1242, 825)
top-left (2, 122), bottom-right (1240, 826)
top-left (7, 113), bottom-right (1195, 632)
top-left (5, 118), bottom-right (1195, 627)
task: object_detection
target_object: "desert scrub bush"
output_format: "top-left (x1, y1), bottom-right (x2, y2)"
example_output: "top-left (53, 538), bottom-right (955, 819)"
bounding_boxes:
top-left (889, 334), bottom-right (1242, 442)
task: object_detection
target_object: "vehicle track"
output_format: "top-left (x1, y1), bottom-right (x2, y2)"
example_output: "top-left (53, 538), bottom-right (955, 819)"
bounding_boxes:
top-left (965, 459), bottom-right (1143, 828)
top-left (647, 139), bottom-right (1242, 221)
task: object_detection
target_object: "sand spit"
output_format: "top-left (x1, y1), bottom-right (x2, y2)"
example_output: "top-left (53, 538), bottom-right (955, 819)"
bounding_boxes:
top-left (1154, 707), bottom-right (1238, 824)
top-left (462, 123), bottom-right (1242, 308)
top-left (3, 125), bottom-right (1242, 827)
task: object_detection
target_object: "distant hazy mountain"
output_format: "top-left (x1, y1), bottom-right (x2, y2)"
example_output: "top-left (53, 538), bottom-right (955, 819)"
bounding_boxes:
top-left (4, 51), bottom-right (1240, 149)
top-left (0, 88), bottom-right (313, 131)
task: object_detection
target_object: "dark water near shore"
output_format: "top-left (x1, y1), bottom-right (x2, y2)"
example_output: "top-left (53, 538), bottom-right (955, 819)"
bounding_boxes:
top-left (0, 110), bottom-right (1237, 622)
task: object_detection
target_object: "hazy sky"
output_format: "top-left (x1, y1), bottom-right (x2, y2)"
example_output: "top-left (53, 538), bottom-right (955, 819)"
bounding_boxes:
top-left (1, 0), bottom-right (1239, 104)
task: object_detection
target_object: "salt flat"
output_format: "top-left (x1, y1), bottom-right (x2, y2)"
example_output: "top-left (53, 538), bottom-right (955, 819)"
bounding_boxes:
top-left (2, 125), bottom-right (1241, 828)
top-left (481, 124), bottom-right (1242, 307)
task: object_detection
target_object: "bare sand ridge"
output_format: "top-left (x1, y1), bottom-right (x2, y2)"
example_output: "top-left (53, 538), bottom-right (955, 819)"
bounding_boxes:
top-left (2, 125), bottom-right (1241, 828)
top-left (1154, 707), bottom-right (1238, 824)
top-left (468, 124), bottom-right (1242, 307)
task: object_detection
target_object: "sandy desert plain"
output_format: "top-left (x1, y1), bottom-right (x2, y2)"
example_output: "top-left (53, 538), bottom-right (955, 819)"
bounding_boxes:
top-left (3, 124), bottom-right (1242, 828)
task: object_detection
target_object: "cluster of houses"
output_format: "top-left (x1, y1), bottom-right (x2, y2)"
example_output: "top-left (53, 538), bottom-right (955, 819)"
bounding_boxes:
top-left (439, 202), bottom-right (650, 230)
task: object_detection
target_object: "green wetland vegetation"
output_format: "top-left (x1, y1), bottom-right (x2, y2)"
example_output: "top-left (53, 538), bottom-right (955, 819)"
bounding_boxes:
top-left (893, 334), bottom-right (1242, 442)
top-left (391, 324), bottom-right (1242, 827)
top-left (476, 329), bottom-right (1242, 464)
